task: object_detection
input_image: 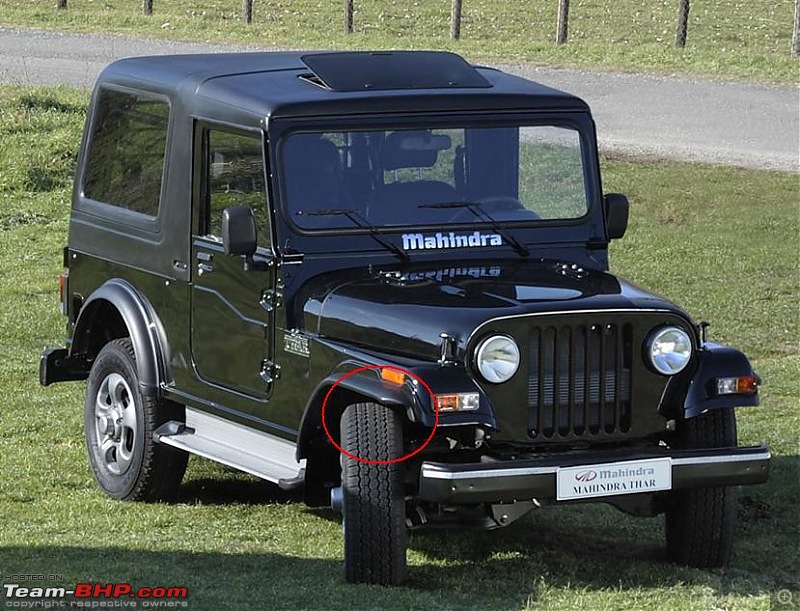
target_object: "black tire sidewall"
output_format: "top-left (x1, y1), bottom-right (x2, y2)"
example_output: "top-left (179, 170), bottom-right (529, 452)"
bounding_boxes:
top-left (84, 339), bottom-right (149, 500)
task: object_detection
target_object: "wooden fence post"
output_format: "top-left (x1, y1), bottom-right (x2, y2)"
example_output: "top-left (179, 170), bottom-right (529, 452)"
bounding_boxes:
top-left (344, 0), bottom-right (354, 34)
top-left (143, 0), bottom-right (153, 16)
top-left (556, 0), bottom-right (570, 44)
top-left (792, 0), bottom-right (799, 57)
top-left (57, 0), bottom-right (67, 9)
top-left (675, 0), bottom-right (690, 48)
top-left (242, 0), bottom-right (253, 24)
top-left (451, 0), bottom-right (462, 40)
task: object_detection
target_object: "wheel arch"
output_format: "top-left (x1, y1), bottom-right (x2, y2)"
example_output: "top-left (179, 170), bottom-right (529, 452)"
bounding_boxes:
top-left (296, 364), bottom-right (412, 461)
top-left (71, 279), bottom-right (170, 398)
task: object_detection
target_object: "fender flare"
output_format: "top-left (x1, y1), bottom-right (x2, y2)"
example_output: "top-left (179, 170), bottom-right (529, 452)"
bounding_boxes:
top-left (682, 342), bottom-right (760, 419)
top-left (296, 362), bottom-right (420, 460)
top-left (71, 279), bottom-right (170, 398)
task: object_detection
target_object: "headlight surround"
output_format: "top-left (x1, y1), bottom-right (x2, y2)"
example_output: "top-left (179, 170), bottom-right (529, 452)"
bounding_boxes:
top-left (475, 335), bottom-right (520, 383)
top-left (646, 326), bottom-right (693, 375)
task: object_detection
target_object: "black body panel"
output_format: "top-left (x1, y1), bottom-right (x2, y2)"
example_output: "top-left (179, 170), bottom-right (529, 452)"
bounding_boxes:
top-left (302, 258), bottom-right (688, 361)
top-left (683, 342), bottom-right (761, 416)
top-left (95, 52), bottom-right (588, 129)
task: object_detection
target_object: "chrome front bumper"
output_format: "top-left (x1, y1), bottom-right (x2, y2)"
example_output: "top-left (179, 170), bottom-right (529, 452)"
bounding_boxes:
top-left (418, 444), bottom-right (771, 503)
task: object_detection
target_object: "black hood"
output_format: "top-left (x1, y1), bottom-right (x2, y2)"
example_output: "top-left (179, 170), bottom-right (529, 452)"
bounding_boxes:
top-left (301, 259), bottom-right (688, 360)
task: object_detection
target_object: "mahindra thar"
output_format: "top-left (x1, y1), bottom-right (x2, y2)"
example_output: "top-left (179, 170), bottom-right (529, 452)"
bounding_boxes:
top-left (40, 50), bottom-right (770, 585)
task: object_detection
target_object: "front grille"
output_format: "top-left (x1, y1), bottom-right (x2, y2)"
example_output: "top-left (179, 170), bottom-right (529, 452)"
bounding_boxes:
top-left (528, 323), bottom-right (632, 439)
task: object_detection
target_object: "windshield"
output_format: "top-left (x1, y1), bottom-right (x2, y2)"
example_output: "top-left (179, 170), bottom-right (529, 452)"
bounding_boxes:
top-left (281, 124), bottom-right (587, 231)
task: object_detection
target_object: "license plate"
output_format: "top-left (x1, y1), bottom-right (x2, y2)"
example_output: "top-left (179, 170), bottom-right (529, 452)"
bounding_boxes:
top-left (556, 458), bottom-right (672, 501)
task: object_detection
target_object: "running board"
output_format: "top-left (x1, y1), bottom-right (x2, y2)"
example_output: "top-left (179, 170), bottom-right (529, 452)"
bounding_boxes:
top-left (154, 407), bottom-right (305, 486)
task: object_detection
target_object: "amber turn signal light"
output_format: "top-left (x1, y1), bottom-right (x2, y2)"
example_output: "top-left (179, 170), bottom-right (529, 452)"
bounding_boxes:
top-left (380, 368), bottom-right (406, 385)
top-left (715, 375), bottom-right (759, 396)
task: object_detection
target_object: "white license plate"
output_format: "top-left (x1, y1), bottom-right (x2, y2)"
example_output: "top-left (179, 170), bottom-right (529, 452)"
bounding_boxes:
top-left (556, 458), bottom-right (672, 501)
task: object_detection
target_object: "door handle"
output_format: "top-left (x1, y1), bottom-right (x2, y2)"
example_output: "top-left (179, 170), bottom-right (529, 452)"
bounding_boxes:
top-left (197, 263), bottom-right (214, 275)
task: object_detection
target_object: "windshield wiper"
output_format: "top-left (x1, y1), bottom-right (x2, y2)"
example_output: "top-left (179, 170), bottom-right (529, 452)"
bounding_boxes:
top-left (303, 208), bottom-right (410, 262)
top-left (418, 201), bottom-right (530, 257)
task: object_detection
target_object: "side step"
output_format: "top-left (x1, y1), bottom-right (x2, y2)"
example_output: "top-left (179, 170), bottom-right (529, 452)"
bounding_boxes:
top-left (154, 407), bottom-right (305, 486)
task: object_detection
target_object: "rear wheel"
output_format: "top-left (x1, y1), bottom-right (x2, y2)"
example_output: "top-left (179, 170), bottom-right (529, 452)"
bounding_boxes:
top-left (665, 409), bottom-right (739, 567)
top-left (341, 402), bottom-right (407, 585)
top-left (84, 338), bottom-right (188, 501)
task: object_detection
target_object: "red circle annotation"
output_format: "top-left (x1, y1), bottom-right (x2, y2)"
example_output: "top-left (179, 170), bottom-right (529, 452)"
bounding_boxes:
top-left (320, 364), bottom-right (440, 465)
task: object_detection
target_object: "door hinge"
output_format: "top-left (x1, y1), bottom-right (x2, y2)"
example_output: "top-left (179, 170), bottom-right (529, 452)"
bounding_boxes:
top-left (260, 360), bottom-right (281, 385)
top-left (260, 289), bottom-right (282, 313)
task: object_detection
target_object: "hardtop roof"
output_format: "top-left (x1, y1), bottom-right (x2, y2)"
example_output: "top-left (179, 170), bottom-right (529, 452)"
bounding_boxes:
top-left (98, 51), bottom-right (589, 125)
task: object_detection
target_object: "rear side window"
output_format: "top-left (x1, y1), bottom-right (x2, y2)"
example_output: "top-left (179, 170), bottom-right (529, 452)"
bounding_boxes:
top-left (83, 89), bottom-right (169, 217)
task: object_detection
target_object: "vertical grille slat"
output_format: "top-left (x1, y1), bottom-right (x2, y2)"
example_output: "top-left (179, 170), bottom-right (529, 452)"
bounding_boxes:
top-left (584, 325), bottom-right (594, 433)
top-left (598, 326), bottom-right (608, 433)
top-left (528, 322), bottom-right (632, 440)
top-left (614, 323), bottom-right (625, 432)
top-left (564, 327), bottom-right (575, 432)
top-left (529, 328), bottom-right (540, 437)
top-left (554, 326), bottom-right (566, 436)
top-left (542, 327), bottom-right (553, 437)
top-left (570, 329), bottom-right (586, 435)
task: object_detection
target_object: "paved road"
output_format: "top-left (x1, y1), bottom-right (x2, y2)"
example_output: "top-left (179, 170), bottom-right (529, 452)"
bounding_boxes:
top-left (1, 28), bottom-right (797, 171)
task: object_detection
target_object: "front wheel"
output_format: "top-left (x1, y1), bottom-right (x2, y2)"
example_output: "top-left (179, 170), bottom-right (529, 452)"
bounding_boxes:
top-left (84, 338), bottom-right (188, 501)
top-left (341, 402), bottom-right (407, 585)
top-left (665, 409), bottom-right (739, 567)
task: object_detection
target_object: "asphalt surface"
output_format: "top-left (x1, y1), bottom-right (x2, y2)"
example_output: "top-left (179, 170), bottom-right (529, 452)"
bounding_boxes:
top-left (1, 28), bottom-right (797, 171)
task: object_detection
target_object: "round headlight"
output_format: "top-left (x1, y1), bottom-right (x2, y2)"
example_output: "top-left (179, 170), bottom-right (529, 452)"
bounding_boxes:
top-left (475, 335), bottom-right (520, 383)
top-left (646, 326), bottom-right (692, 375)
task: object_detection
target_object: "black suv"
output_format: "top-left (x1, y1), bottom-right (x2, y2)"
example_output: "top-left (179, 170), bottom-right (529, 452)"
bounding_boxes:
top-left (40, 50), bottom-right (770, 586)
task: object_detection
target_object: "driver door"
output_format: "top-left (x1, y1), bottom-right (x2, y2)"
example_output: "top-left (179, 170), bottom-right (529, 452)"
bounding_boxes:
top-left (190, 124), bottom-right (277, 409)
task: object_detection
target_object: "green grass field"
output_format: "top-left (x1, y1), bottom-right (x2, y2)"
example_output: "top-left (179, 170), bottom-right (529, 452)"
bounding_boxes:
top-left (0, 87), bottom-right (798, 610)
top-left (0, 0), bottom-right (797, 83)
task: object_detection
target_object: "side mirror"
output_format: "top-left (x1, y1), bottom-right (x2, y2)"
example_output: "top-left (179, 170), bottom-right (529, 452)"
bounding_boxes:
top-left (604, 193), bottom-right (629, 240)
top-left (222, 207), bottom-right (257, 257)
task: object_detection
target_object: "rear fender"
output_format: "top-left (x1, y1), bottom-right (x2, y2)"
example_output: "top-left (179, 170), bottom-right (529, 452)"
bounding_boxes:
top-left (71, 279), bottom-right (169, 397)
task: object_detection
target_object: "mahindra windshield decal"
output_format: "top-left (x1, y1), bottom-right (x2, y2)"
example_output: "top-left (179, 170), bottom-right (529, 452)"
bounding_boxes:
top-left (401, 231), bottom-right (503, 251)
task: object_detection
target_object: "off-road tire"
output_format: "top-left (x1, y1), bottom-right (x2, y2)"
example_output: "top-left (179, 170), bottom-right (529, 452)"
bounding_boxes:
top-left (341, 402), bottom-right (407, 585)
top-left (665, 409), bottom-right (739, 567)
top-left (84, 338), bottom-right (188, 501)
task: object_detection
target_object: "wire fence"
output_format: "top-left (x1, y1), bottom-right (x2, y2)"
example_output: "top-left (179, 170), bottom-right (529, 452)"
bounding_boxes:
top-left (53, 0), bottom-right (800, 58)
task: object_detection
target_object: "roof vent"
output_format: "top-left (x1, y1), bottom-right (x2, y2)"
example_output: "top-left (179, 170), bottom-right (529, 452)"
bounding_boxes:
top-left (299, 51), bottom-right (492, 92)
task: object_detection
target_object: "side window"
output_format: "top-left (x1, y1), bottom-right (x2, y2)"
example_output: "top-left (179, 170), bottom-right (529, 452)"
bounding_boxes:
top-left (83, 89), bottom-right (169, 217)
top-left (205, 129), bottom-right (270, 249)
